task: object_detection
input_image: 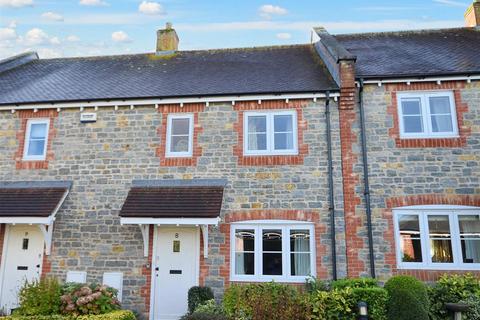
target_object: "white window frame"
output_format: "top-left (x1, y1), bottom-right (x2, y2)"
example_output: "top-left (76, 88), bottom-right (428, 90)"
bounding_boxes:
top-left (23, 119), bottom-right (50, 161)
top-left (243, 111), bottom-right (298, 156)
top-left (393, 205), bottom-right (480, 270)
top-left (165, 113), bottom-right (194, 158)
top-left (397, 91), bottom-right (458, 139)
top-left (230, 220), bottom-right (316, 282)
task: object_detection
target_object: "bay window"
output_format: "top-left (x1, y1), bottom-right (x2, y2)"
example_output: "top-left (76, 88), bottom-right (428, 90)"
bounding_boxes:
top-left (394, 206), bottom-right (480, 269)
top-left (231, 222), bottom-right (315, 282)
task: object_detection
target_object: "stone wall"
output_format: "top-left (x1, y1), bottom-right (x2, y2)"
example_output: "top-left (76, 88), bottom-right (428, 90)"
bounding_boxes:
top-left (0, 99), bottom-right (346, 317)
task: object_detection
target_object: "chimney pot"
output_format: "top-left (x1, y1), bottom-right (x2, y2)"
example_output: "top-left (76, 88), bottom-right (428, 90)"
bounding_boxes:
top-left (156, 22), bottom-right (179, 55)
top-left (465, 0), bottom-right (480, 27)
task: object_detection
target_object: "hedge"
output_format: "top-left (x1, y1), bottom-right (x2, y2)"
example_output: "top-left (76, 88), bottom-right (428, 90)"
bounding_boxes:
top-left (0, 310), bottom-right (136, 320)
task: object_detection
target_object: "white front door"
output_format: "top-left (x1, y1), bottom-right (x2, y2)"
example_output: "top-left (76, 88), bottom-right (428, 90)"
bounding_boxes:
top-left (153, 227), bottom-right (199, 320)
top-left (0, 225), bottom-right (44, 314)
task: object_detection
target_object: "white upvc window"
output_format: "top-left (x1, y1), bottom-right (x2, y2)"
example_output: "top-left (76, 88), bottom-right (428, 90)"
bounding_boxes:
top-left (230, 221), bottom-right (315, 282)
top-left (23, 119), bottom-right (50, 161)
top-left (243, 111), bottom-right (298, 155)
top-left (394, 206), bottom-right (480, 270)
top-left (166, 114), bottom-right (194, 157)
top-left (397, 91), bottom-right (458, 138)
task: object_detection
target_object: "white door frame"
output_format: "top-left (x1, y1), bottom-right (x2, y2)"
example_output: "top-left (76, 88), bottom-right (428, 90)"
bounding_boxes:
top-left (149, 226), bottom-right (200, 320)
top-left (0, 225), bottom-right (44, 312)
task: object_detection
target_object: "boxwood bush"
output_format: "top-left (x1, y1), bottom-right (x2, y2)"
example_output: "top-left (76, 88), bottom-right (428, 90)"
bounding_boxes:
top-left (0, 310), bottom-right (135, 320)
top-left (384, 275), bottom-right (429, 320)
top-left (187, 287), bottom-right (214, 314)
top-left (331, 278), bottom-right (378, 290)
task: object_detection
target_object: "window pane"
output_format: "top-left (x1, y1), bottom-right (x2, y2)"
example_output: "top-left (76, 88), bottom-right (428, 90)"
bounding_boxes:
top-left (428, 215), bottom-right (453, 263)
top-left (291, 253), bottom-right (311, 276)
top-left (235, 229), bottom-right (255, 275)
top-left (431, 115), bottom-right (453, 133)
top-left (290, 229), bottom-right (311, 276)
top-left (398, 215), bottom-right (423, 262)
top-left (403, 116), bottom-right (423, 133)
top-left (274, 115), bottom-right (293, 132)
top-left (247, 116), bottom-right (267, 133)
top-left (459, 215), bottom-right (480, 264)
top-left (170, 135), bottom-right (189, 152)
top-left (429, 96), bottom-right (451, 114)
top-left (274, 132), bottom-right (293, 150)
top-left (30, 123), bottom-right (47, 139)
top-left (247, 133), bottom-right (267, 151)
top-left (290, 230), bottom-right (310, 252)
top-left (171, 118), bottom-right (190, 135)
top-left (27, 140), bottom-right (46, 156)
top-left (262, 229), bottom-right (282, 275)
top-left (401, 99), bottom-right (422, 115)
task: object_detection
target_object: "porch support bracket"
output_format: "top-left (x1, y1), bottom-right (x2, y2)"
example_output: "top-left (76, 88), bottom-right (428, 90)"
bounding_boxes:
top-left (37, 222), bottom-right (54, 255)
top-left (139, 224), bottom-right (150, 257)
top-left (201, 225), bottom-right (209, 259)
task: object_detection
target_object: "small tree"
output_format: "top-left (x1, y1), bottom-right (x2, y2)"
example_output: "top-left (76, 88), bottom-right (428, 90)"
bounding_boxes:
top-left (384, 275), bottom-right (429, 320)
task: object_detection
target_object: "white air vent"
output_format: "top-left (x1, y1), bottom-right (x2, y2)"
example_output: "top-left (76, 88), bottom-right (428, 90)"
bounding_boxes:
top-left (80, 112), bottom-right (97, 123)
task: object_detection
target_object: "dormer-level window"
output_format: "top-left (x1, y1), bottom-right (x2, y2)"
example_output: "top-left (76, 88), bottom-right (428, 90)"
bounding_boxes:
top-left (244, 111), bottom-right (298, 156)
top-left (397, 92), bottom-right (458, 138)
top-left (23, 119), bottom-right (49, 160)
top-left (166, 114), bottom-right (193, 157)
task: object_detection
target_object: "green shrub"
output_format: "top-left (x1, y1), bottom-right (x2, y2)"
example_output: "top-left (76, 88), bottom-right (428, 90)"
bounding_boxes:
top-left (428, 273), bottom-right (480, 320)
top-left (13, 278), bottom-right (62, 316)
top-left (305, 276), bottom-right (329, 293)
top-left (180, 312), bottom-right (227, 320)
top-left (310, 288), bottom-right (352, 320)
top-left (223, 282), bottom-right (310, 320)
top-left (384, 275), bottom-right (429, 320)
top-left (460, 294), bottom-right (480, 320)
top-left (193, 300), bottom-right (224, 315)
top-left (1, 310), bottom-right (135, 320)
top-left (60, 283), bottom-right (120, 315)
top-left (187, 287), bottom-right (214, 314)
top-left (349, 287), bottom-right (388, 320)
top-left (332, 278), bottom-right (378, 290)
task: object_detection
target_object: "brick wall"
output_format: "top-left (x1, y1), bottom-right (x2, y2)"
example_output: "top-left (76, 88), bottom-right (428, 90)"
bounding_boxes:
top-left (0, 98), bottom-right (346, 318)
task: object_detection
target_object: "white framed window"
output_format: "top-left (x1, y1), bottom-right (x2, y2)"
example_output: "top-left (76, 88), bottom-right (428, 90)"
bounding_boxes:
top-left (394, 206), bottom-right (480, 270)
top-left (230, 221), bottom-right (315, 282)
top-left (23, 119), bottom-right (50, 161)
top-left (397, 91), bottom-right (458, 138)
top-left (243, 111), bottom-right (298, 155)
top-left (166, 114), bottom-right (194, 157)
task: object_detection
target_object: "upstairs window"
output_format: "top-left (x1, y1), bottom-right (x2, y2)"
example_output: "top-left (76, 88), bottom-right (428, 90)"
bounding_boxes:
top-left (244, 111), bottom-right (298, 156)
top-left (23, 119), bottom-right (49, 160)
top-left (394, 206), bottom-right (480, 270)
top-left (397, 92), bottom-right (458, 138)
top-left (231, 222), bottom-right (315, 282)
top-left (166, 114), bottom-right (193, 157)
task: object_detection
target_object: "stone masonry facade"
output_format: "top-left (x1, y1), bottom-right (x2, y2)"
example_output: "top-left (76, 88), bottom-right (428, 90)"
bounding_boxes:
top-left (0, 99), bottom-right (346, 318)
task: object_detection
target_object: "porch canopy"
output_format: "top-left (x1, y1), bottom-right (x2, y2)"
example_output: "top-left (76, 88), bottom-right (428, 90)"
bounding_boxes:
top-left (0, 181), bottom-right (72, 255)
top-left (119, 179), bottom-right (227, 257)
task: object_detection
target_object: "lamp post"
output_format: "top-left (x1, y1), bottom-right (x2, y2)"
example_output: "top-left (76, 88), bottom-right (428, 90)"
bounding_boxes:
top-left (358, 301), bottom-right (368, 320)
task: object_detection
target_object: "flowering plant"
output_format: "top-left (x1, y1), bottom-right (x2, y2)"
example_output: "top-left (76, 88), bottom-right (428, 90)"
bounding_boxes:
top-left (60, 283), bottom-right (120, 315)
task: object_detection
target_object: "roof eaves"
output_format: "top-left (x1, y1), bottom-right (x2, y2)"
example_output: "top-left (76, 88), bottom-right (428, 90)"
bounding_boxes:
top-left (0, 52), bottom-right (38, 74)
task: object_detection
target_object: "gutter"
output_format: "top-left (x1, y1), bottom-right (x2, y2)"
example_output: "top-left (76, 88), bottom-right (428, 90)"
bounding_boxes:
top-left (358, 79), bottom-right (376, 278)
top-left (325, 91), bottom-right (337, 280)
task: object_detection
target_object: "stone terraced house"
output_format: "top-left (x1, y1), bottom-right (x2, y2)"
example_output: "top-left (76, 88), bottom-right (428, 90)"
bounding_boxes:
top-left (0, 2), bottom-right (479, 319)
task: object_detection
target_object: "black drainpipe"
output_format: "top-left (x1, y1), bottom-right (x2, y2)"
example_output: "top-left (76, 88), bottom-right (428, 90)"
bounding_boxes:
top-left (358, 79), bottom-right (376, 279)
top-left (325, 91), bottom-right (337, 280)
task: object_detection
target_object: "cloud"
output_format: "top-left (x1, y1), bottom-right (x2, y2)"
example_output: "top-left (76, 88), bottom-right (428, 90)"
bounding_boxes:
top-left (259, 4), bottom-right (288, 19)
top-left (36, 47), bottom-right (62, 58)
top-left (21, 28), bottom-right (61, 46)
top-left (66, 35), bottom-right (80, 42)
top-left (432, 0), bottom-right (468, 7)
top-left (138, 1), bottom-right (164, 15)
top-left (41, 12), bottom-right (64, 21)
top-left (0, 27), bottom-right (17, 41)
top-left (276, 32), bottom-right (291, 39)
top-left (0, 0), bottom-right (33, 7)
top-left (111, 31), bottom-right (131, 43)
top-left (79, 0), bottom-right (107, 6)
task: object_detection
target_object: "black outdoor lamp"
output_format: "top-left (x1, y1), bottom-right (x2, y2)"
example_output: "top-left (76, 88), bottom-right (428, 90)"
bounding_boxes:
top-left (358, 301), bottom-right (368, 320)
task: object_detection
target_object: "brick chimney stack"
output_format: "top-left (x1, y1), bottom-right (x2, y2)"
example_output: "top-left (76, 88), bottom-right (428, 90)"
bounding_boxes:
top-left (156, 22), bottom-right (179, 55)
top-left (465, 0), bottom-right (480, 27)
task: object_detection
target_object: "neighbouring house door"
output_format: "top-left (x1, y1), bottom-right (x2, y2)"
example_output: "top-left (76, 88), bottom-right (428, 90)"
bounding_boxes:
top-left (154, 227), bottom-right (199, 320)
top-left (0, 225), bottom-right (44, 314)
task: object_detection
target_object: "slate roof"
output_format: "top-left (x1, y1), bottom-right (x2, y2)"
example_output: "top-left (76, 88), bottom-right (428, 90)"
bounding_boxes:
top-left (119, 186), bottom-right (224, 219)
top-left (0, 181), bottom-right (71, 217)
top-left (335, 27), bottom-right (480, 79)
top-left (0, 45), bottom-right (338, 105)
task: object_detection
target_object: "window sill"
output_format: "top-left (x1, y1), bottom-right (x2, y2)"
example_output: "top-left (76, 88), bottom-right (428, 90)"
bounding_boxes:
top-left (230, 276), bottom-right (309, 283)
top-left (237, 154), bottom-right (305, 166)
top-left (394, 136), bottom-right (466, 148)
top-left (16, 160), bottom-right (49, 170)
top-left (397, 264), bottom-right (480, 271)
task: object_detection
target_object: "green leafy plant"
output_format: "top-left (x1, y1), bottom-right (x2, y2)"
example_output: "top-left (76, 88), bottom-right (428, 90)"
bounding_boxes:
top-left (193, 300), bottom-right (224, 315)
top-left (187, 287), bottom-right (214, 314)
top-left (305, 276), bottom-right (329, 293)
top-left (13, 278), bottom-right (62, 316)
top-left (460, 294), bottom-right (480, 320)
top-left (331, 278), bottom-right (378, 290)
top-left (1, 310), bottom-right (135, 320)
top-left (349, 287), bottom-right (388, 320)
top-left (384, 275), bottom-right (429, 320)
top-left (60, 283), bottom-right (120, 315)
top-left (310, 288), bottom-right (352, 320)
top-left (179, 312), bottom-right (227, 320)
top-left (428, 273), bottom-right (480, 320)
top-left (223, 282), bottom-right (310, 320)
